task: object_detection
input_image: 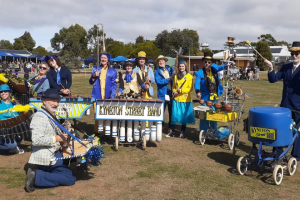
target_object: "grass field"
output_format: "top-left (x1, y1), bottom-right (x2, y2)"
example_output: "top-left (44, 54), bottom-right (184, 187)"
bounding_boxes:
top-left (1, 71), bottom-right (299, 200)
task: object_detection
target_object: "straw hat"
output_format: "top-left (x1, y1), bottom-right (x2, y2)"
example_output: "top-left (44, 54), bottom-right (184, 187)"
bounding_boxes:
top-left (155, 55), bottom-right (168, 63)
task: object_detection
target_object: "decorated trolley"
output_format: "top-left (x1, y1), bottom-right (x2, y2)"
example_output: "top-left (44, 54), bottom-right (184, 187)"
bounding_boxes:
top-left (95, 98), bottom-right (164, 150)
top-left (237, 107), bottom-right (299, 185)
top-left (0, 106), bottom-right (34, 141)
top-left (193, 71), bottom-right (250, 150)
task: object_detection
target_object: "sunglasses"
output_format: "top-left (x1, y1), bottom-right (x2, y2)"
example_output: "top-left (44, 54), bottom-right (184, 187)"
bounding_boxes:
top-left (39, 66), bottom-right (48, 70)
top-left (204, 61), bottom-right (212, 64)
top-left (291, 52), bottom-right (299, 56)
top-left (0, 91), bottom-right (10, 94)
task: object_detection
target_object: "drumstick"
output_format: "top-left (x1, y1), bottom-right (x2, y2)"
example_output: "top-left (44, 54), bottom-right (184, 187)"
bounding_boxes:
top-left (245, 40), bottom-right (266, 60)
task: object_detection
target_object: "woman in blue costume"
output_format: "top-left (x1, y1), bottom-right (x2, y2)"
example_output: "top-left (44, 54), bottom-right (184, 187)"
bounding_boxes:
top-left (0, 84), bottom-right (24, 154)
top-left (170, 61), bottom-right (195, 138)
top-left (45, 55), bottom-right (72, 96)
top-left (194, 52), bottom-right (224, 132)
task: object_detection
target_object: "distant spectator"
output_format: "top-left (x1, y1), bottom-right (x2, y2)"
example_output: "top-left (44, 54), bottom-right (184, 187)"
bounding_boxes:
top-left (255, 66), bottom-right (260, 80)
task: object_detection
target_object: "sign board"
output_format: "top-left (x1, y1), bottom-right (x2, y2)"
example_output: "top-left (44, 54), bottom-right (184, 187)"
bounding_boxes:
top-left (95, 99), bottom-right (164, 121)
top-left (30, 97), bottom-right (95, 119)
top-left (250, 126), bottom-right (276, 140)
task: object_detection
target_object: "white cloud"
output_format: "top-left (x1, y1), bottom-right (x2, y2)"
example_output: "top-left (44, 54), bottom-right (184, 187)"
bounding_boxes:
top-left (0, 0), bottom-right (299, 50)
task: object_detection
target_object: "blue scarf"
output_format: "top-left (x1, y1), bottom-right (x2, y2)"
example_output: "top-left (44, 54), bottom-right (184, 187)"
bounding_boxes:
top-left (124, 71), bottom-right (133, 83)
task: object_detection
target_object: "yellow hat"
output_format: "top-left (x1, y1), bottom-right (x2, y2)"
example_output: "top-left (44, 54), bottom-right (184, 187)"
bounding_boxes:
top-left (135, 51), bottom-right (148, 62)
top-left (155, 55), bottom-right (168, 63)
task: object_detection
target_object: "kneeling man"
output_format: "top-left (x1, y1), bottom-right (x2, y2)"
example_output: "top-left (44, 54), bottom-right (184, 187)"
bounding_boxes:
top-left (25, 88), bottom-right (76, 192)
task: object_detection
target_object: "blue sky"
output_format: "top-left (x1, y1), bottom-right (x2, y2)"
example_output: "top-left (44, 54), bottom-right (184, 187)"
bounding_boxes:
top-left (0, 0), bottom-right (298, 51)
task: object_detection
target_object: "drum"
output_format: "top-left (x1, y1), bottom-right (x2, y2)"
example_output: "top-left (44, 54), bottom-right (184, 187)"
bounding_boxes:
top-left (248, 107), bottom-right (293, 147)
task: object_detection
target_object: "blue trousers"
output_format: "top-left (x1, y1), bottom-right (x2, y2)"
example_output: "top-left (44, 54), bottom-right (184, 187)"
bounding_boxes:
top-left (291, 112), bottom-right (300, 160)
top-left (0, 137), bottom-right (21, 150)
top-left (35, 151), bottom-right (76, 187)
top-left (199, 99), bottom-right (218, 132)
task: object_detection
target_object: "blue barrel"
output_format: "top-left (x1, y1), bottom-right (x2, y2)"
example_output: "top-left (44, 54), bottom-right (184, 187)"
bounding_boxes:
top-left (248, 107), bottom-right (293, 147)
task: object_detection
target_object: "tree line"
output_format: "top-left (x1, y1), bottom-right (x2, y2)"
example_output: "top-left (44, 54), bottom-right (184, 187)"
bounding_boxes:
top-left (0, 25), bottom-right (291, 70)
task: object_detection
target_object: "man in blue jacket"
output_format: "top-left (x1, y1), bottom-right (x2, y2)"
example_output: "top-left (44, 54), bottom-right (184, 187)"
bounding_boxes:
top-left (194, 52), bottom-right (224, 132)
top-left (154, 55), bottom-right (175, 136)
top-left (265, 41), bottom-right (300, 160)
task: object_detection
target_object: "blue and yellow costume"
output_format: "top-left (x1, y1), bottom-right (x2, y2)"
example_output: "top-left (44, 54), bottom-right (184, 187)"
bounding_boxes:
top-left (194, 53), bottom-right (224, 132)
top-left (171, 69), bottom-right (195, 133)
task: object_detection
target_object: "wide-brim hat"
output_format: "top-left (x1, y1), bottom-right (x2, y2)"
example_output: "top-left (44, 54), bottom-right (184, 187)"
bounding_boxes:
top-left (45, 55), bottom-right (60, 63)
top-left (155, 55), bottom-right (168, 63)
top-left (0, 84), bottom-right (11, 93)
top-left (135, 51), bottom-right (148, 62)
top-left (289, 41), bottom-right (300, 52)
top-left (202, 52), bottom-right (214, 61)
top-left (124, 61), bottom-right (134, 68)
top-left (42, 88), bottom-right (62, 99)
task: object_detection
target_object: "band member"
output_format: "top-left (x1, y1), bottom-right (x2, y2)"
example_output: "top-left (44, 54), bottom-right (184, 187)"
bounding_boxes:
top-left (194, 52), bottom-right (224, 132)
top-left (265, 41), bottom-right (300, 160)
top-left (117, 61), bottom-right (149, 96)
top-left (154, 55), bottom-right (175, 136)
top-left (0, 84), bottom-right (24, 154)
top-left (170, 61), bottom-right (195, 138)
top-left (133, 51), bottom-right (155, 99)
top-left (89, 53), bottom-right (117, 133)
top-left (25, 89), bottom-right (76, 192)
top-left (45, 55), bottom-right (72, 96)
top-left (89, 53), bottom-right (117, 99)
top-left (26, 63), bottom-right (50, 96)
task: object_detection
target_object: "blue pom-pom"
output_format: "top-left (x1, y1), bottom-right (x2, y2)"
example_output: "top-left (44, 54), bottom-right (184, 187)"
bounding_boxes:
top-left (85, 146), bottom-right (105, 166)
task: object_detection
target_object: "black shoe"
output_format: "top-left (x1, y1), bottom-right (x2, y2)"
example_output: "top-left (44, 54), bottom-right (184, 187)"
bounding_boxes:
top-left (9, 146), bottom-right (25, 154)
top-left (25, 167), bottom-right (36, 193)
top-left (166, 129), bottom-right (174, 138)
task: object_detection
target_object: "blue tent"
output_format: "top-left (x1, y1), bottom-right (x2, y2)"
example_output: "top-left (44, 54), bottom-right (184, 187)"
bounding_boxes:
top-left (130, 58), bottom-right (154, 63)
top-left (111, 56), bottom-right (128, 62)
top-left (84, 56), bottom-right (94, 62)
top-left (0, 52), bottom-right (9, 56)
top-left (27, 54), bottom-right (43, 59)
top-left (40, 56), bottom-right (46, 61)
top-left (7, 53), bottom-right (25, 57)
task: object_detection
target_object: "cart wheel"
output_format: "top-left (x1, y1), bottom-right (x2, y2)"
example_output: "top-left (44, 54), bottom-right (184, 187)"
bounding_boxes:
top-left (199, 130), bottom-right (205, 145)
top-left (287, 157), bottom-right (297, 176)
top-left (142, 135), bottom-right (146, 151)
top-left (115, 136), bottom-right (119, 151)
top-left (237, 156), bottom-right (248, 175)
top-left (235, 131), bottom-right (240, 146)
top-left (273, 165), bottom-right (284, 185)
top-left (228, 134), bottom-right (234, 150)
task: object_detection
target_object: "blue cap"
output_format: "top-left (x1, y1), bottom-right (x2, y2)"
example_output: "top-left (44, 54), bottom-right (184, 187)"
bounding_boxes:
top-left (0, 84), bottom-right (11, 92)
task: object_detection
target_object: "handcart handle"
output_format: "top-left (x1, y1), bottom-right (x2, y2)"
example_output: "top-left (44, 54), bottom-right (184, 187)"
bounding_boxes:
top-left (291, 110), bottom-right (300, 115)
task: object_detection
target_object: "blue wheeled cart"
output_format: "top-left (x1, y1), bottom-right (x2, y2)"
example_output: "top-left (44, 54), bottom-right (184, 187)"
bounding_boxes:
top-left (237, 107), bottom-right (299, 185)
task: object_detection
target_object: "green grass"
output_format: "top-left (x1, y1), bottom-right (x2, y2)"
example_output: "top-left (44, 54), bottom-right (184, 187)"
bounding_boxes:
top-left (1, 71), bottom-right (296, 200)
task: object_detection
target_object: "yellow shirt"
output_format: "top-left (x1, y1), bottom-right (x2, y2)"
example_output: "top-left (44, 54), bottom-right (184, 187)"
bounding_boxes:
top-left (100, 66), bottom-right (108, 99)
top-left (207, 70), bottom-right (218, 100)
top-left (172, 73), bottom-right (193, 102)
